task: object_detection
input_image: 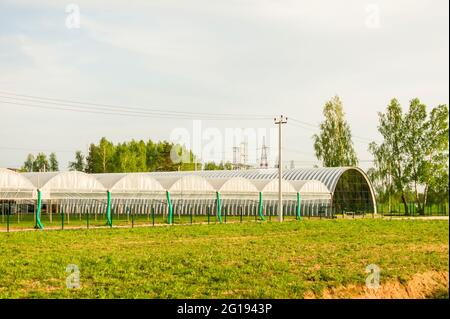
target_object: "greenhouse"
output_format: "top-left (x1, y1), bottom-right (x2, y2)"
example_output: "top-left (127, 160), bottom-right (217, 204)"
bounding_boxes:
top-left (22, 171), bottom-right (107, 228)
top-left (94, 173), bottom-right (166, 221)
top-left (149, 167), bottom-right (376, 215)
top-left (0, 168), bottom-right (36, 200)
top-left (0, 166), bottom-right (376, 231)
top-left (0, 168), bottom-right (36, 230)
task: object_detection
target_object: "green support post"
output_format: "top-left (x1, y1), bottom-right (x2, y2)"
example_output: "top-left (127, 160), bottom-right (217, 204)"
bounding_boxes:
top-left (240, 206), bottom-right (243, 223)
top-left (216, 192), bottom-right (222, 224)
top-left (207, 206), bottom-right (210, 224)
top-left (258, 192), bottom-right (266, 221)
top-left (61, 207), bottom-right (64, 230)
top-left (152, 207), bottom-right (155, 226)
top-left (35, 190), bottom-right (44, 230)
top-left (7, 202), bottom-right (10, 232)
top-left (166, 191), bottom-right (173, 225)
top-left (106, 191), bottom-right (112, 227)
top-left (296, 192), bottom-right (302, 220)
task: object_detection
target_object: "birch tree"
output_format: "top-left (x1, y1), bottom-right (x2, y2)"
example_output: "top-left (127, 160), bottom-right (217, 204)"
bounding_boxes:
top-left (313, 95), bottom-right (358, 167)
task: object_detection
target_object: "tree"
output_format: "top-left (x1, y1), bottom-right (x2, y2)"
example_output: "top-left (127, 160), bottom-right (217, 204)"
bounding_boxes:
top-left (112, 140), bottom-right (147, 173)
top-left (369, 98), bottom-right (449, 214)
top-left (22, 154), bottom-right (35, 172)
top-left (313, 95), bottom-right (358, 167)
top-left (418, 103), bottom-right (449, 211)
top-left (33, 153), bottom-right (49, 172)
top-left (86, 137), bottom-right (115, 173)
top-left (84, 137), bottom-right (205, 173)
top-left (69, 151), bottom-right (86, 171)
top-left (155, 140), bottom-right (179, 171)
top-left (146, 140), bottom-right (158, 171)
top-left (204, 161), bottom-right (222, 170)
top-left (369, 98), bottom-right (410, 214)
top-left (49, 152), bottom-right (59, 171)
top-left (403, 99), bottom-right (430, 213)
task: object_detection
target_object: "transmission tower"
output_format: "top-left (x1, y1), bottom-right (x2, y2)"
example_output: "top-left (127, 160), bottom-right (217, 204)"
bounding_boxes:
top-left (233, 145), bottom-right (240, 169)
top-left (260, 136), bottom-right (269, 169)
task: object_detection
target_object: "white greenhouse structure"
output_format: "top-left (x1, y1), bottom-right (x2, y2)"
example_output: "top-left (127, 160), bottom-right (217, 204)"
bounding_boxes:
top-left (0, 167), bottom-right (376, 231)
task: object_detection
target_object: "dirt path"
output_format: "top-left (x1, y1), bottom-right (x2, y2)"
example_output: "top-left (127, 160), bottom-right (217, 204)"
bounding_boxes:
top-left (305, 271), bottom-right (449, 299)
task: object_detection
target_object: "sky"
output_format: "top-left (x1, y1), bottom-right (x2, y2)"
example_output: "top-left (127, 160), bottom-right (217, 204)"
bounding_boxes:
top-left (0, 0), bottom-right (448, 171)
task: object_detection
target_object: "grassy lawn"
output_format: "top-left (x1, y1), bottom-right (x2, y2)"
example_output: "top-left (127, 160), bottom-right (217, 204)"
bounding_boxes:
top-left (0, 219), bottom-right (448, 298)
top-left (0, 212), bottom-right (298, 231)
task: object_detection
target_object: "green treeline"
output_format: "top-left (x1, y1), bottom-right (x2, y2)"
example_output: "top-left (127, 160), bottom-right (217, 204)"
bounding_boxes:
top-left (20, 152), bottom-right (59, 172)
top-left (20, 137), bottom-right (235, 173)
top-left (71, 137), bottom-right (201, 173)
top-left (66, 137), bottom-right (233, 173)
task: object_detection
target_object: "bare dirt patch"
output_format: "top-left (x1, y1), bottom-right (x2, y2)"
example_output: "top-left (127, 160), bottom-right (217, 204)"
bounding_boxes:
top-left (306, 271), bottom-right (449, 299)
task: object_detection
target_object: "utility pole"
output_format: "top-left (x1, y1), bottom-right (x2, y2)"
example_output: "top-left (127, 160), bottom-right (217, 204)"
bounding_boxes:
top-left (274, 115), bottom-right (288, 222)
top-left (388, 162), bottom-right (391, 214)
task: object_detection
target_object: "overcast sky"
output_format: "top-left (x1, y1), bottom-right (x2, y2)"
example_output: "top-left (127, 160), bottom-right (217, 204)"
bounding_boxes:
top-left (0, 0), bottom-right (448, 171)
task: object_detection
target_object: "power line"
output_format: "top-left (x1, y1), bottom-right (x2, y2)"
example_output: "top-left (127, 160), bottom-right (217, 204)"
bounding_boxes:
top-left (287, 119), bottom-right (380, 144)
top-left (0, 91), bottom-right (381, 142)
top-left (0, 99), bottom-right (275, 121)
top-left (0, 146), bottom-right (75, 153)
top-left (289, 117), bottom-right (318, 128)
top-left (0, 91), bottom-right (272, 120)
top-left (282, 147), bottom-right (314, 155)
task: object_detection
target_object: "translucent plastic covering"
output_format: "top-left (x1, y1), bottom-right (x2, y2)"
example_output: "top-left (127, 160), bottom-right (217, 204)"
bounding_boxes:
top-left (154, 175), bottom-right (215, 195)
top-left (150, 167), bottom-right (368, 192)
top-left (0, 167), bottom-right (374, 223)
top-left (207, 177), bottom-right (259, 193)
top-left (94, 173), bottom-right (164, 198)
top-left (207, 177), bottom-right (259, 202)
top-left (22, 171), bottom-right (106, 199)
top-left (248, 179), bottom-right (295, 201)
top-left (289, 180), bottom-right (331, 194)
top-left (0, 168), bottom-right (36, 200)
top-left (149, 167), bottom-right (376, 214)
top-left (252, 179), bottom-right (297, 193)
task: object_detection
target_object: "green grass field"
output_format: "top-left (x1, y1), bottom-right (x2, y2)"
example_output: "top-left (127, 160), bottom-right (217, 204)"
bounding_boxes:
top-left (0, 211), bottom-right (300, 231)
top-left (0, 219), bottom-right (448, 298)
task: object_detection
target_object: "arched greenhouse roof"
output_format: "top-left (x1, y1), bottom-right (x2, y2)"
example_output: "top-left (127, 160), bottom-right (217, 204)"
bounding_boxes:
top-left (149, 167), bottom-right (373, 195)
top-left (94, 173), bottom-right (164, 193)
top-left (148, 167), bottom-right (376, 213)
top-left (207, 177), bottom-right (259, 193)
top-left (251, 179), bottom-right (297, 193)
top-left (0, 168), bottom-right (36, 200)
top-left (21, 171), bottom-right (106, 199)
top-left (153, 175), bottom-right (216, 193)
top-left (289, 180), bottom-right (331, 194)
